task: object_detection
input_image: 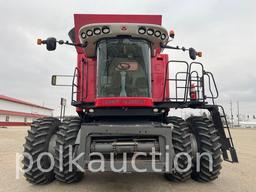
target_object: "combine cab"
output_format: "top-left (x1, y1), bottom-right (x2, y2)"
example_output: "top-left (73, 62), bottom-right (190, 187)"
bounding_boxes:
top-left (23, 14), bottom-right (238, 184)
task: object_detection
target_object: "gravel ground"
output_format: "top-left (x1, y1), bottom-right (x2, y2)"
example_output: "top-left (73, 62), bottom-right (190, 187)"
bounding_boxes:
top-left (0, 126), bottom-right (255, 192)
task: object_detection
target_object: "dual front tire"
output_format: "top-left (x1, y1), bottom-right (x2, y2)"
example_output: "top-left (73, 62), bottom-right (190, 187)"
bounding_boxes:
top-left (23, 116), bottom-right (222, 184)
top-left (23, 117), bottom-right (83, 184)
top-left (187, 116), bottom-right (222, 182)
top-left (164, 116), bottom-right (222, 182)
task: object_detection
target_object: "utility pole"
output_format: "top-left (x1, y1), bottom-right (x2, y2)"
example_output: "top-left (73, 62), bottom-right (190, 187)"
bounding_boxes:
top-left (60, 98), bottom-right (67, 121)
top-left (237, 101), bottom-right (240, 127)
top-left (230, 100), bottom-right (234, 128)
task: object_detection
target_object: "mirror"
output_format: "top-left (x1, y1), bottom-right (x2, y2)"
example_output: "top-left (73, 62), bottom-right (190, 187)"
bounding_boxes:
top-left (46, 37), bottom-right (57, 51)
top-left (51, 75), bottom-right (57, 85)
top-left (189, 48), bottom-right (197, 60)
top-left (51, 75), bottom-right (73, 86)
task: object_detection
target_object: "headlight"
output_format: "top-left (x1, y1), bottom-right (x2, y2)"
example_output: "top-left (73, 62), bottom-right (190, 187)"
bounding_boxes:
top-left (81, 32), bottom-right (86, 39)
top-left (94, 28), bottom-right (101, 35)
top-left (138, 27), bottom-right (146, 34)
top-left (147, 28), bottom-right (154, 36)
top-left (102, 26), bottom-right (110, 34)
top-left (86, 30), bottom-right (93, 36)
top-left (161, 33), bottom-right (166, 40)
top-left (154, 30), bottom-right (161, 37)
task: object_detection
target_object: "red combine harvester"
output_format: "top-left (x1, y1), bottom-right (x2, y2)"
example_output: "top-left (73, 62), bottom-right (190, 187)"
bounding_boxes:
top-left (23, 14), bottom-right (238, 184)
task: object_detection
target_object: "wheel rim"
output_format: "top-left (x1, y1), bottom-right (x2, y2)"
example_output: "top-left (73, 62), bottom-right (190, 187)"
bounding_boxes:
top-left (190, 133), bottom-right (198, 160)
top-left (48, 134), bottom-right (57, 155)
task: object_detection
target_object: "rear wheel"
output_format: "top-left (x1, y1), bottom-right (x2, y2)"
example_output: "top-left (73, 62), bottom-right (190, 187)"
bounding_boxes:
top-left (164, 116), bottom-right (192, 182)
top-left (186, 116), bottom-right (222, 182)
top-left (23, 117), bottom-right (60, 184)
top-left (54, 117), bottom-right (84, 183)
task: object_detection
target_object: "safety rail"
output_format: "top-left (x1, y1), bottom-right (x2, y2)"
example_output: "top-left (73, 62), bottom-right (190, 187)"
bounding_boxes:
top-left (71, 58), bottom-right (89, 106)
top-left (163, 60), bottom-right (219, 104)
top-left (204, 71), bottom-right (219, 104)
top-left (71, 67), bottom-right (79, 104)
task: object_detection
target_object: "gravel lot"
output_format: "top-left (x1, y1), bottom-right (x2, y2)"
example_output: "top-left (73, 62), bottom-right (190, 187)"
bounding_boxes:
top-left (0, 126), bottom-right (255, 192)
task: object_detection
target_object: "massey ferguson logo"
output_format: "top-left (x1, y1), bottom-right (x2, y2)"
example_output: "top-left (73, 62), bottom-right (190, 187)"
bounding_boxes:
top-left (121, 26), bottom-right (127, 31)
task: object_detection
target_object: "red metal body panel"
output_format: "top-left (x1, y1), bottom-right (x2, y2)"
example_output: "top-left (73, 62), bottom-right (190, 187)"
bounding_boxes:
top-left (76, 53), bottom-right (169, 106)
top-left (77, 54), bottom-right (96, 103)
top-left (95, 97), bottom-right (153, 107)
top-left (74, 14), bottom-right (169, 109)
top-left (152, 54), bottom-right (169, 102)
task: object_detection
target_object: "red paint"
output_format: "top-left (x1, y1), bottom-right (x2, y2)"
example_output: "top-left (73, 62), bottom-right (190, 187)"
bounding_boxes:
top-left (151, 54), bottom-right (169, 101)
top-left (76, 51), bottom-right (170, 106)
top-left (77, 55), bottom-right (96, 103)
top-left (190, 83), bottom-right (197, 100)
top-left (0, 109), bottom-right (47, 118)
top-left (72, 14), bottom-right (170, 108)
top-left (0, 122), bottom-right (31, 126)
top-left (0, 95), bottom-right (53, 110)
top-left (95, 97), bottom-right (153, 107)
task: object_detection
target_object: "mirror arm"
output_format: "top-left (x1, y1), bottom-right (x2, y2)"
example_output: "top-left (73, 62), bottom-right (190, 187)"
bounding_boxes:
top-left (161, 44), bottom-right (202, 60)
top-left (37, 38), bottom-right (87, 48)
top-left (161, 44), bottom-right (188, 52)
top-left (58, 40), bottom-right (87, 48)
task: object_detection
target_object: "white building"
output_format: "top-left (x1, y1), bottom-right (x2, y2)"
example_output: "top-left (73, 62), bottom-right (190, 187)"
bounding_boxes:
top-left (0, 95), bottom-right (53, 126)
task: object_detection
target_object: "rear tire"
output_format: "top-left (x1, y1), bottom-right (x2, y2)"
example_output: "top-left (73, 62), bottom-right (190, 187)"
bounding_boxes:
top-left (23, 117), bottom-right (60, 184)
top-left (164, 116), bottom-right (192, 182)
top-left (54, 117), bottom-right (84, 183)
top-left (186, 116), bottom-right (222, 182)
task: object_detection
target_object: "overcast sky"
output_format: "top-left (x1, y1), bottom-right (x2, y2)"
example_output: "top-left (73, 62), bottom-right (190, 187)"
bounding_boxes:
top-left (0, 0), bottom-right (255, 117)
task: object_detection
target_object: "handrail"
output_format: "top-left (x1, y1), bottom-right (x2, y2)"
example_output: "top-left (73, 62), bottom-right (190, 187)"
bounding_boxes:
top-left (205, 71), bottom-right (219, 99)
top-left (163, 60), bottom-right (189, 101)
top-left (163, 60), bottom-right (219, 104)
top-left (71, 67), bottom-right (79, 103)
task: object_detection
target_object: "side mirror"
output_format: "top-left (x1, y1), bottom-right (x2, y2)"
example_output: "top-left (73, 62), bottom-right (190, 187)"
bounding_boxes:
top-left (45, 37), bottom-right (57, 51)
top-left (189, 48), bottom-right (197, 60)
top-left (189, 48), bottom-right (202, 60)
top-left (51, 75), bottom-right (57, 85)
top-left (37, 37), bottom-right (57, 51)
top-left (51, 75), bottom-right (73, 86)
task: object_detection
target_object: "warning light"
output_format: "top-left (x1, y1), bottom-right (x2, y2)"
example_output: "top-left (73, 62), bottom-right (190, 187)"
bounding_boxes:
top-left (37, 38), bottom-right (43, 45)
top-left (197, 52), bottom-right (202, 57)
top-left (169, 30), bottom-right (175, 38)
